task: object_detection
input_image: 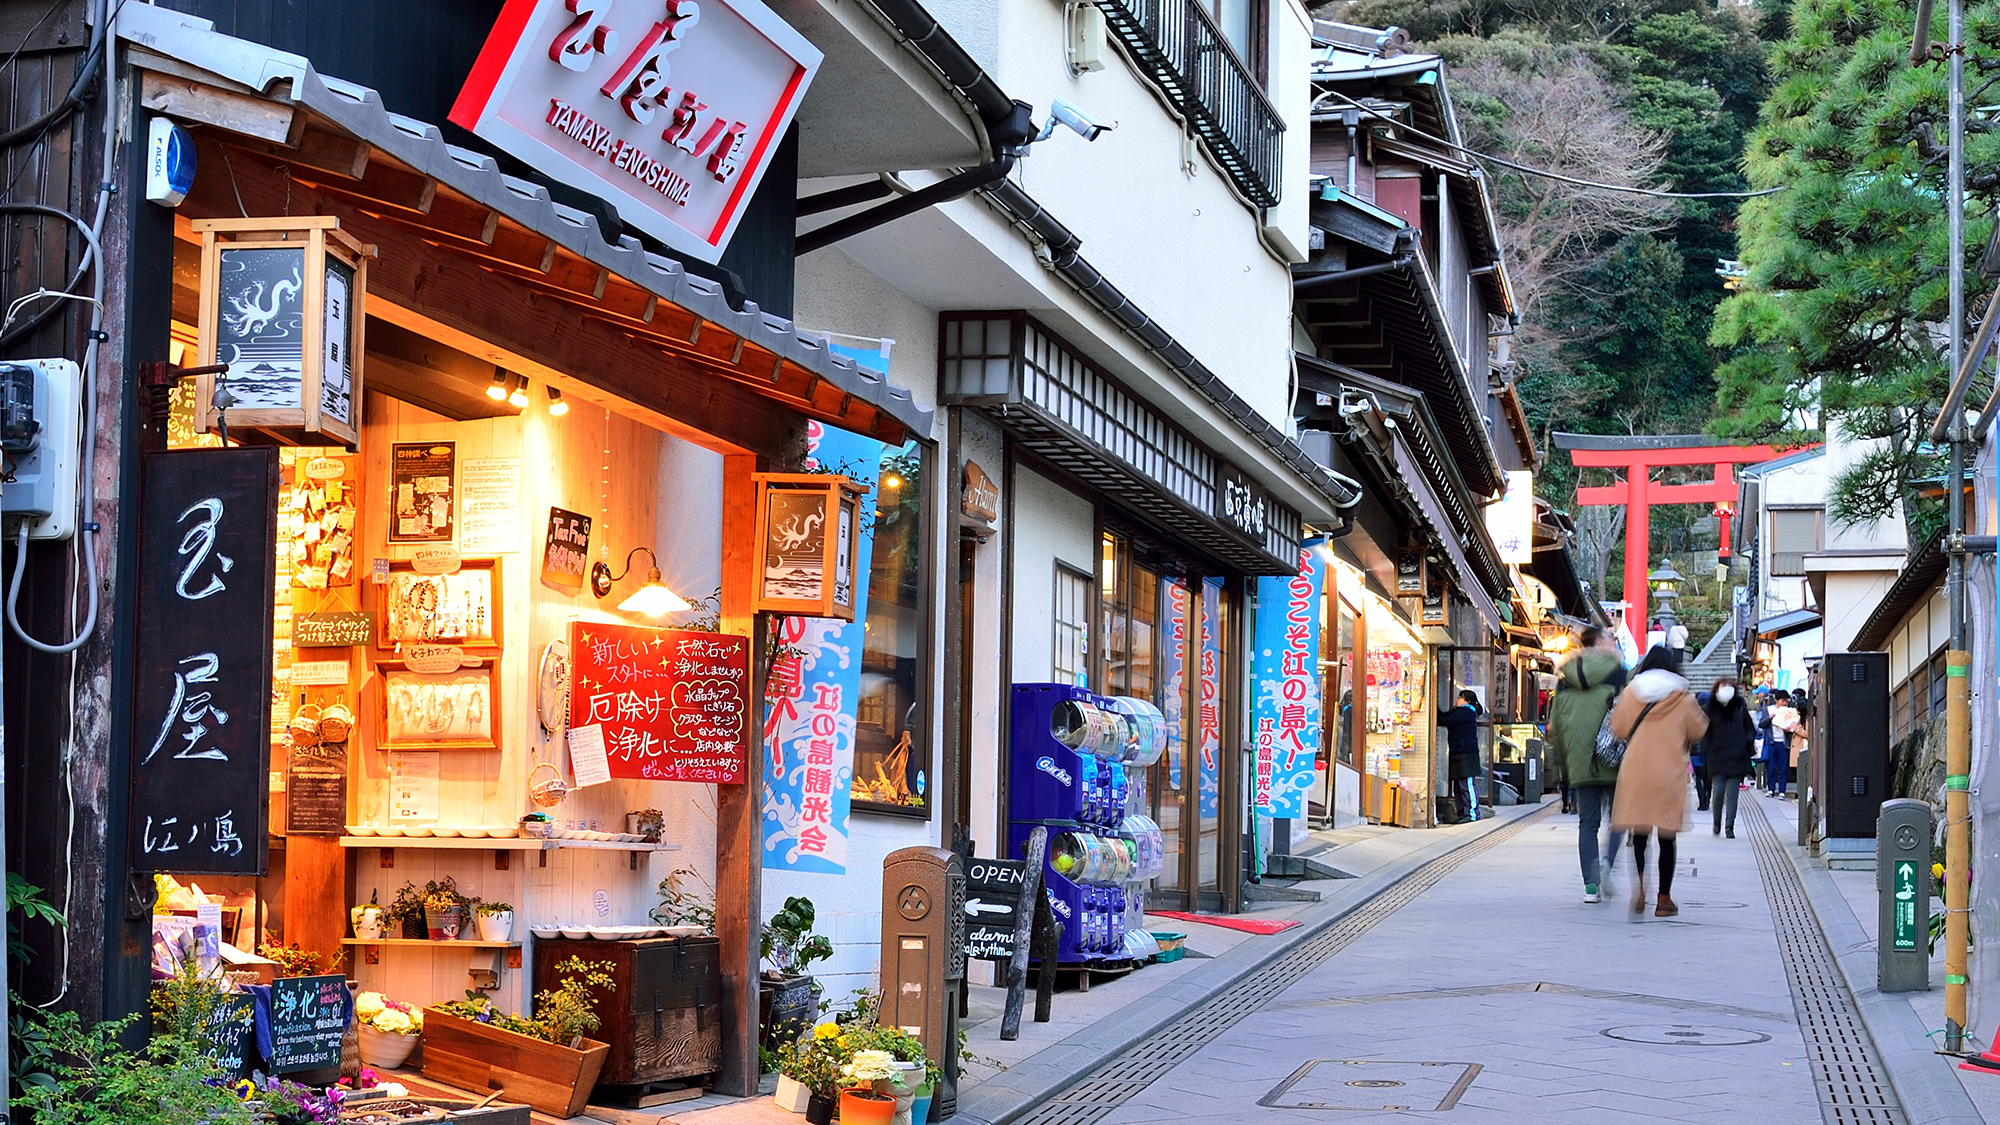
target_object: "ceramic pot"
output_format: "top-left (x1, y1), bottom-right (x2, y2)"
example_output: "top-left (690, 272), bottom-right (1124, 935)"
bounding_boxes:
top-left (351, 906), bottom-right (384, 940)
top-left (911, 1086), bottom-right (934, 1125)
top-left (357, 1025), bottom-right (418, 1069)
top-left (883, 1065), bottom-right (921, 1125)
top-left (774, 1074), bottom-right (812, 1114)
top-left (475, 911), bottom-right (513, 943)
top-left (423, 904), bottom-right (463, 941)
top-left (804, 1093), bottom-right (836, 1125)
top-left (841, 1089), bottom-right (896, 1125)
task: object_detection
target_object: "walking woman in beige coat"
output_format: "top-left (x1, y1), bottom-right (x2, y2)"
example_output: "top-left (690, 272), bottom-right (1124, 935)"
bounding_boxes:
top-left (1609, 646), bottom-right (1708, 917)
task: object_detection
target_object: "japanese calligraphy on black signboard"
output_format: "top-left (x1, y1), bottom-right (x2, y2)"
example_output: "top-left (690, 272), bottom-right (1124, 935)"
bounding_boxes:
top-left (130, 448), bottom-right (279, 874)
top-left (268, 974), bottom-right (347, 1074)
top-left (200, 993), bottom-right (258, 1079)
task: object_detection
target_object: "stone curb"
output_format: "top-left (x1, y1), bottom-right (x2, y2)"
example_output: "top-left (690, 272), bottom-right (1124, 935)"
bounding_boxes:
top-left (1776, 827), bottom-right (1986, 1123)
top-left (952, 804), bottom-right (1547, 1125)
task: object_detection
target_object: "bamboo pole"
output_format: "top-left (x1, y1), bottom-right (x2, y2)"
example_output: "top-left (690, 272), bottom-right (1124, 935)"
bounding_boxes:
top-left (1947, 649), bottom-right (1971, 1045)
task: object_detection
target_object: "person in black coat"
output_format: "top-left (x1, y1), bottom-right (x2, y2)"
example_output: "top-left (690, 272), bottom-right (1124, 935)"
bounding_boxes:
top-left (1702, 678), bottom-right (1757, 838)
top-left (1439, 690), bottom-right (1483, 823)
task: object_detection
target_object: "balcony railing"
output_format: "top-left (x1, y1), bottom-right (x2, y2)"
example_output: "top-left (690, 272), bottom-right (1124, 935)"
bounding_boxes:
top-left (1096, 0), bottom-right (1285, 209)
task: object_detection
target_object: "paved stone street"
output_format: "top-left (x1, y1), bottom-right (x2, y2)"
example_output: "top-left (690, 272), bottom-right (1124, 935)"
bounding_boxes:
top-left (1069, 790), bottom-right (1831, 1125)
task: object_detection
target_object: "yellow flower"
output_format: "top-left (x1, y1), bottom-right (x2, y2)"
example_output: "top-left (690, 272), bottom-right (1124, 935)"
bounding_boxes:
top-left (231, 1079), bottom-right (256, 1101)
top-left (815, 1023), bottom-right (840, 1040)
top-left (838, 1035), bottom-right (851, 1049)
top-left (1936, 863), bottom-right (1948, 880)
top-left (355, 991), bottom-right (387, 1020)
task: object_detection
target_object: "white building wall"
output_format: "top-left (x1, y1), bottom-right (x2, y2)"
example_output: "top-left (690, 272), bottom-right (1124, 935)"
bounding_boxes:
top-left (961, 414), bottom-right (1010, 861)
top-left (1010, 466), bottom-right (1098, 683)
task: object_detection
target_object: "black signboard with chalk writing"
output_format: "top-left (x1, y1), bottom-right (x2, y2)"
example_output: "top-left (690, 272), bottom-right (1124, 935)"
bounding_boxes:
top-left (964, 858), bottom-right (1027, 961)
top-left (200, 993), bottom-right (258, 1078)
top-left (128, 448), bottom-right (279, 875)
top-left (269, 974), bottom-right (347, 1074)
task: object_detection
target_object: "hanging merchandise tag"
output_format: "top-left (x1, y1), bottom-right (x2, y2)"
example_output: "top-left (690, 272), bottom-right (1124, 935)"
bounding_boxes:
top-left (372, 558), bottom-right (389, 585)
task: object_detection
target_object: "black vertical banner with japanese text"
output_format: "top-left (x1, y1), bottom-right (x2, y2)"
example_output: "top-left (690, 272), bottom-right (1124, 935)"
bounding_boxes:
top-left (129, 448), bottom-right (279, 874)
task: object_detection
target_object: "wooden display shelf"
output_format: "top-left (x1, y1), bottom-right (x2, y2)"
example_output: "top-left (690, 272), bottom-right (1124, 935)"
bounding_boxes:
top-left (338, 834), bottom-right (681, 869)
top-left (340, 938), bottom-right (521, 949)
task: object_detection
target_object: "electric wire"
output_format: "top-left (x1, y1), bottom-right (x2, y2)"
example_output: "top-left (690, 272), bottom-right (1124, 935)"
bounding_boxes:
top-left (1311, 90), bottom-right (1788, 201)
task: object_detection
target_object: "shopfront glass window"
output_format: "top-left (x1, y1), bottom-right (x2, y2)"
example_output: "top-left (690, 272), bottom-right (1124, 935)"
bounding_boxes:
top-left (851, 441), bottom-right (930, 815)
top-left (1365, 612), bottom-right (1428, 812)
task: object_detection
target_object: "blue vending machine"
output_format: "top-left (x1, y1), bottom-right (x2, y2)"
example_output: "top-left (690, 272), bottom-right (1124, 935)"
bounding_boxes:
top-left (1008, 683), bottom-right (1136, 964)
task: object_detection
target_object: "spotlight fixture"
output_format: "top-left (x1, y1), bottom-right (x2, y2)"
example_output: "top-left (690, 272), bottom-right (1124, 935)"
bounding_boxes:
top-left (487, 366), bottom-right (509, 401)
top-left (547, 386), bottom-right (569, 416)
top-left (591, 546), bottom-right (692, 616)
top-left (508, 374), bottom-right (530, 409)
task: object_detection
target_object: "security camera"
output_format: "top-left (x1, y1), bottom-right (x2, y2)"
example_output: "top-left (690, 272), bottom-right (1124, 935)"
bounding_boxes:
top-left (1036, 99), bottom-right (1116, 142)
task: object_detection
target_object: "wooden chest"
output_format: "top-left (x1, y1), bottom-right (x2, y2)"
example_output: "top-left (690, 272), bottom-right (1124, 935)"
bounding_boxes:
top-left (532, 936), bottom-right (722, 1087)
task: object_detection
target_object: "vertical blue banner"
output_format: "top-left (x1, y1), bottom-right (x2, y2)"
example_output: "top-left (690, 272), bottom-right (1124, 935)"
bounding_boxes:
top-left (1198, 578), bottom-right (1223, 820)
top-left (760, 413), bottom-right (883, 874)
top-left (1252, 541), bottom-right (1325, 820)
top-left (1161, 578), bottom-right (1188, 791)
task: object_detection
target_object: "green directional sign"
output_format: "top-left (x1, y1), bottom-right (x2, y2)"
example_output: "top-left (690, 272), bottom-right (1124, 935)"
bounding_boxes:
top-left (1892, 859), bottom-right (1919, 952)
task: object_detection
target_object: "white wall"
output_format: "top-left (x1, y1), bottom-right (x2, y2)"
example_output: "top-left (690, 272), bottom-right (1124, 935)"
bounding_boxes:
top-left (962, 413), bottom-right (1009, 864)
top-left (1009, 466), bottom-right (1099, 684)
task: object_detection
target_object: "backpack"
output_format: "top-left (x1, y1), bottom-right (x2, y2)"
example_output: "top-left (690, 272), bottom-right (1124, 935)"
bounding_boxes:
top-left (1594, 695), bottom-right (1662, 769)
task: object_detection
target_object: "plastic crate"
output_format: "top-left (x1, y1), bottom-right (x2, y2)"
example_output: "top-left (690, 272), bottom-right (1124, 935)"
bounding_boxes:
top-left (1150, 931), bottom-right (1186, 963)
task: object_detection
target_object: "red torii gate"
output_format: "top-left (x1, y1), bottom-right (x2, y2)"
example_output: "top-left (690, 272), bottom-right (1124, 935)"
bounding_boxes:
top-left (1551, 434), bottom-right (1798, 626)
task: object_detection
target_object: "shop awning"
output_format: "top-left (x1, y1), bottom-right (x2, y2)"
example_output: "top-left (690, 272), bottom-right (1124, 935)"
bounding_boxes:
top-left (119, 3), bottom-right (930, 450)
top-left (1755, 608), bottom-right (1822, 640)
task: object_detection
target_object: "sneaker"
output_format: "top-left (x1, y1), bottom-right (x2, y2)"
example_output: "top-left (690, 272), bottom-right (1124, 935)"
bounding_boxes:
top-left (1584, 885), bottom-right (1601, 903)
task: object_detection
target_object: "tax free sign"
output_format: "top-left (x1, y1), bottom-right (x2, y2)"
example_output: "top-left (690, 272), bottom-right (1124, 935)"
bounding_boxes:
top-left (452, 0), bottom-right (822, 263)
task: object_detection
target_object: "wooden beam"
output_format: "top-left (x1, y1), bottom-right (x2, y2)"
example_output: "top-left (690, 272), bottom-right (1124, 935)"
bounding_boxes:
top-left (143, 72), bottom-right (295, 143)
top-left (179, 141), bottom-right (804, 458)
top-left (715, 454), bottom-right (765, 1098)
top-left (1318, 327), bottom-right (1386, 351)
top-left (232, 126), bottom-right (371, 180)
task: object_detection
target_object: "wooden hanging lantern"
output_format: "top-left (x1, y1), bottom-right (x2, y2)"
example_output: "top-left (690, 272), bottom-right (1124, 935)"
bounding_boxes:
top-left (752, 473), bottom-right (868, 620)
top-left (193, 216), bottom-right (372, 447)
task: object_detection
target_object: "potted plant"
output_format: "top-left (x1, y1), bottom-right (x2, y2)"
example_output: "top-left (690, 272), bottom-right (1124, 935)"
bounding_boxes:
top-left (861, 1024), bottom-right (931, 1125)
top-left (474, 900), bottom-right (515, 943)
top-left (651, 866), bottom-right (717, 933)
top-left (382, 880), bottom-right (427, 940)
top-left (258, 932), bottom-right (326, 978)
top-left (760, 895), bottom-right (833, 1050)
top-left (423, 956), bottom-right (615, 1117)
top-left (772, 1024), bottom-right (845, 1117)
top-left (354, 991), bottom-right (424, 1069)
top-left (421, 877), bottom-right (476, 941)
top-left (840, 1049), bottom-right (901, 1125)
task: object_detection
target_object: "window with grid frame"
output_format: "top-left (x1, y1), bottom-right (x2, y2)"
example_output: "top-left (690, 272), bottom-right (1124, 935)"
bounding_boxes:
top-left (1054, 563), bottom-right (1093, 688)
top-left (1930, 650), bottom-right (1949, 723)
top-left (1767, 509), bottom-right (1822, 577)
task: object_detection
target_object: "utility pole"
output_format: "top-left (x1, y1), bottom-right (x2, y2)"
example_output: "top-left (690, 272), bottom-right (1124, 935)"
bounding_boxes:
top-left (1915, 0), bottom-right (1972, 1053)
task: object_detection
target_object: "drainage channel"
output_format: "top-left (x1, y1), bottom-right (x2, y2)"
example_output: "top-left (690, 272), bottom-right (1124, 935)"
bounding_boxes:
top-left (1741, 796), bottom-right (1907, 1125)
top-left (1012, 806), bottom-right (1556, 1125)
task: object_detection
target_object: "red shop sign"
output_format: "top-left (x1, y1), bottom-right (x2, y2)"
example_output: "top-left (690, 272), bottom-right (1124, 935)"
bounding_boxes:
top-left (568, 620), bottom-right (749, 783)
top-left (451, 0), bottom-right (822, 264)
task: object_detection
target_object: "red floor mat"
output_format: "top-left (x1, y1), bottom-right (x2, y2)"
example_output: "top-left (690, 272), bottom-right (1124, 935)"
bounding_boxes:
top-left (1150, 910), bottom-right (1301, 934)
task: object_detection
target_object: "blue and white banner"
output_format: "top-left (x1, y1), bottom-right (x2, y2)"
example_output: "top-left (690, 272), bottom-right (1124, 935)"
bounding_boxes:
top-left (1162, 578), bottom-right (1188, 792)
top-left (760, 409), bottom-right (883, 874)
top-left (1198, 578), bottom-right (1223, 820)
top-left (1252, 540), bottom-right (1325, 820)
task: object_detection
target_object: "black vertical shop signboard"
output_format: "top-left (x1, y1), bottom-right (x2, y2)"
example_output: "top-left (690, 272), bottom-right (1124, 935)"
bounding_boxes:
top-left (129, 448), bottom-right (279, 874)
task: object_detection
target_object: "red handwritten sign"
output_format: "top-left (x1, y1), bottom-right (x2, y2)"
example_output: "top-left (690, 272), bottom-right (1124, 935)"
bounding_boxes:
top-left (568, 621), bottom-right (748, 783)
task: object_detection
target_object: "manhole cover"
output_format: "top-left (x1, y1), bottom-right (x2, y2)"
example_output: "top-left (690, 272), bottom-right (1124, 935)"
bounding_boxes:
top-left (1677, 901), bottom-right (1747, 909)
top-left (1259, 1060), bottom-right (1481, 1111)
top-left (1601, 1024), bottom-right (1771, 1046)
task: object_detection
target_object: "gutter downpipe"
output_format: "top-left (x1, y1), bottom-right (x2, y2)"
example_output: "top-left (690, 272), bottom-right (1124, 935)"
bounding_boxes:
top-left (1293, 252), bottom-right (1415, 292)
top-left (796, 149), bottom-right (1021, 255)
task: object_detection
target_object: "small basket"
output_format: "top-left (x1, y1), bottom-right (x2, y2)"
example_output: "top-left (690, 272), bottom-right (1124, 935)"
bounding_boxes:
top-left (318, 703), bottom-right (353, 743)
top-left (288, 704), bottom-right (323, 748)
top-left (529, 762), bottom-right (571, 809)
top-left (1150, 931), bottom-right (1187, 963)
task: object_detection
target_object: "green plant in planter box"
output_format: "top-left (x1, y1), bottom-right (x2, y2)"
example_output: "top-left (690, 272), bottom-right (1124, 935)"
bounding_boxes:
top-left (534, 956), bottom-right (617, 1048)
top-left (18, 1009), bottom-right (256, 1125)
top-left (761, 896), bottom-right (833, 980)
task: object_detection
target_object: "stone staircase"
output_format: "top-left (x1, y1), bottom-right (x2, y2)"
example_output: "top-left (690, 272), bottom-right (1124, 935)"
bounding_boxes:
top-left (1682, 626), bottom-right (1739, 691)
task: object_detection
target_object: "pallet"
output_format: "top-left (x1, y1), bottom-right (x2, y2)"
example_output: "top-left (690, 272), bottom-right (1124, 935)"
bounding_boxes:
top-left (594, 1080), bottom-right (708, 1108)
top-left (1028, 959), bottom-right (1135, 994)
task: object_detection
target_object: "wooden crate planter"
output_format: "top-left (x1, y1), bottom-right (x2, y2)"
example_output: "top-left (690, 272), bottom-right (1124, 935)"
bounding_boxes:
top-left (532, 936), bottom-right (722, 1087)
top-left (420, 1009), bottom-right (609, 1119)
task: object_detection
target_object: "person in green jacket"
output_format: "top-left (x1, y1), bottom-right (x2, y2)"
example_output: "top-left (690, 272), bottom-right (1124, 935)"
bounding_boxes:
top-left (1548, 627), bottom-right (1628, 903)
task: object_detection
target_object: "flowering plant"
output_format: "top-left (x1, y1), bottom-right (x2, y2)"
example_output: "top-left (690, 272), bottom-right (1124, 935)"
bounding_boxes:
top-left (772, 1025), bottom-right (848, 1098)
top-left (238, 1075), bottom-right (344, 1124)
top-left (355, 991), bottom-right (424, 1034)
top-left (841, 1048), bottom-right (900, 1085)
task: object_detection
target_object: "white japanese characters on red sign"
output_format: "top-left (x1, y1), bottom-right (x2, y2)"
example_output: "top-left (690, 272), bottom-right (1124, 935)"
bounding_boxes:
top-left (451, 0), bottom-right (823, 263)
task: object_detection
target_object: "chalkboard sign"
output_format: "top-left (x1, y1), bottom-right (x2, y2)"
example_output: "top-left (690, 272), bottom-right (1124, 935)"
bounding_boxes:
top-left (568, 621), bottom-right (749, 783)
top-left (964, 859), bottom-right (1027, 961)
top-left (268, 974), bottom-right (347, 1074)
top-left (286, 741), bottom-right (348, 837)
top-left (541, 507), bottom-right (591, 593)
top-left (293, 611), bottom-right (372, 647)
top-left (200, 993), bottom-right (258, 1078)
top-left (129, 448), bottom-right (279, 874)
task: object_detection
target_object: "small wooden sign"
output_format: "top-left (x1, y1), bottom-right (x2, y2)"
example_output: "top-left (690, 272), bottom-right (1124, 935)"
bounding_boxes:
top-left (961, 460), bottom-right (999, 525)
top-left (1394, 547), bottom-right (1425, 596)
top-left (752, 473), bottom-right (866, 621)
top-left (293, 611), bottom-right (372, 648)
top-left (389, 442), bottom-right (455, 543)
top-left (569, 621), bottom-right (749, 783)
top-left (285, 741), bottom-right (347, 837)
top-left (289, 660), bottom-right (350, 686)
top-left (542, 507), bottom-right (592, 593)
